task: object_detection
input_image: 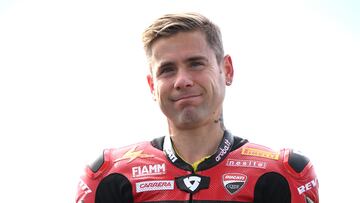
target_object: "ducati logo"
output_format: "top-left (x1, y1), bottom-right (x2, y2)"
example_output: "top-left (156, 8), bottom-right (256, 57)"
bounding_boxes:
top-left (223, 173), bottom-right (247, 194)
top-left (175, 174), bottom-right (210, 194)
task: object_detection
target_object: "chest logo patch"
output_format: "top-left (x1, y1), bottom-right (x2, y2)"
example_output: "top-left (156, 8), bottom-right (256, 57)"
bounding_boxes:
top-left (135, 180), bottom-right (174, 193)
top-left (184, 176), bottom-right (201, 192)
top-left (114, 146), bottom-right (154, 163)
top-left (241, 147), bottom-right (279, 160)
top-left (175, 174), bottom-right (210, 194)
top-left (132, 163), bottom-right (166, 178)
top-left (223, 173), bottom-right (247, 195)
top-left (226, 159), bottom-right (267, 169)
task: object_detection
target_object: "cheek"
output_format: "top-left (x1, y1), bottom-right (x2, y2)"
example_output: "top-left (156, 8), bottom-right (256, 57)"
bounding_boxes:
top-left (154, 82), bottom-right (168, 101)
top-left (153, 86), bottom-right (161, 101)
top-left (209, 76), bottom-right (226, 98)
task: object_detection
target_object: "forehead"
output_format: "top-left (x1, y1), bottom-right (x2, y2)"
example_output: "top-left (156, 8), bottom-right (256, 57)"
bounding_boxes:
top-left (150, 31), bottom-right (215, 67)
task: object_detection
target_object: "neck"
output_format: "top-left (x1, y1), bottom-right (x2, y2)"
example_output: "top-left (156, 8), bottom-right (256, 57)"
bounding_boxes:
top-left (168, 122), bottom-right (225, 164)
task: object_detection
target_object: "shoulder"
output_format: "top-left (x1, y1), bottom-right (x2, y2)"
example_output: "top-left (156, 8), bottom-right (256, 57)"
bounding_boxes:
top-left (85, 141), bottom-right (156, 180)
top-left (239, 142), bottom-right (314, 176)
top-left (281, 149), bottom-right (319, 202)
top-left (238, 142), bottom-right (319, 202)
top-left (282, 149), bottom-right (313, 177)
top-left (76, 141), bottom-right (158, 202)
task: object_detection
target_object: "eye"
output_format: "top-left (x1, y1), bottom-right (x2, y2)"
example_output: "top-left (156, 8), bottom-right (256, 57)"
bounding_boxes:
top-left (157, 65), bottom-right (175, 77)
top-left (189, 61), bottom-right (204, 69)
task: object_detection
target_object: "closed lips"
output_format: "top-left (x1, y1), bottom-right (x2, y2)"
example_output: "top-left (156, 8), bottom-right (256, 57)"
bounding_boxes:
top-left (171, 94), bottom-right (202, 102)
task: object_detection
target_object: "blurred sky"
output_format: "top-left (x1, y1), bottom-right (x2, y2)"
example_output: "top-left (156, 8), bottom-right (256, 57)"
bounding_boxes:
top-left (0, 0), bottom-right (359, 202)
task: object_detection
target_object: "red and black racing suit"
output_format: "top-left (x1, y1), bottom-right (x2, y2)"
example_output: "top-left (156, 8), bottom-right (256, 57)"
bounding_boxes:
top-left (76, 130), bottom-right (319, 203)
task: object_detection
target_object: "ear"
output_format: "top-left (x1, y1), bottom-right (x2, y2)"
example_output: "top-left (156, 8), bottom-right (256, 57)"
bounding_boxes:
top-left (147, 74), bottom-right (156, 100)
top-left (223, 55), bottom-right (234, 85)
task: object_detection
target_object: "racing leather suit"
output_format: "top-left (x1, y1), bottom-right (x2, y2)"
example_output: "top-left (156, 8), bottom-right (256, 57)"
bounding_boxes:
top-left (76, 130), bottom-right (319, 203)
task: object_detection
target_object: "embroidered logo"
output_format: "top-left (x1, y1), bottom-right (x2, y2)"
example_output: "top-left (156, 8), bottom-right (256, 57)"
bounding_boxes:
top-left (114, 146), bottom-right (154, 163)
top-left (132, 163), bottom-right (166, 178)
top-left (241, 147), bottom-right (279, 160)
top-left (215, 138), bottom-right (231, 162)
top-left (184, 176), bottom-right (201, 192)
top-left (223, 173), bottom-right (247, 194)
top-left (298, 179), bottom-right (317, 195)
top-left (226, 159), bottom-right (267, 169)
top-left (164, 147), bottom-right (178, 162)
top-left (135, 180), bottom-right (174, 193)
top-left (175, 174), bottom-right (210, 194)
top-left (163, 136), bottom-right (178, 163)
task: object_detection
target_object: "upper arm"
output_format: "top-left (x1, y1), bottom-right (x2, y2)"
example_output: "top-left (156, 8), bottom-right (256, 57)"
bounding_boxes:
top-left (253, 149), bottom-right (319, 203)
top-left (254, 172), bottom-right (291, 203)
top-left (76, 150), bottom-right (110, 203)
top-left (284, 149), bottom-right (319, 203)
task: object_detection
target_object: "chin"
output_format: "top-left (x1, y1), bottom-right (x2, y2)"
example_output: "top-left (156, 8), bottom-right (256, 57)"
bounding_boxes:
top-left (177, 109), bottom-right (206, 126)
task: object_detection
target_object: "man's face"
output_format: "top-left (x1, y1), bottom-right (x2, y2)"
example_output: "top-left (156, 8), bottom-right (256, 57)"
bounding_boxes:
top-left (147, 31), bottom-right (233, 130)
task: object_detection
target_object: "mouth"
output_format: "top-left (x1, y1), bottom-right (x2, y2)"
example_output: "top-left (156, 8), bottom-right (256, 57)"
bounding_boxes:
top-left (171, 94), bottom-right (202, 102)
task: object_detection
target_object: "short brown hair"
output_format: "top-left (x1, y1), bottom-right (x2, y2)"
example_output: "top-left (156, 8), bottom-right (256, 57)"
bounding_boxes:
top-left (142, 12), bottom-right (224, 64)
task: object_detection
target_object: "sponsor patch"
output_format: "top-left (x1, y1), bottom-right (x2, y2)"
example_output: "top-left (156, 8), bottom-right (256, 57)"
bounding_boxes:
top-left (114, 146), bottom-right (154, 163)
top-left (164, 147), bottom-right (178, 162)
top-left (215, 138), bottom-right (231, 162)
top-left (223, 173), bottom-right (247, 194)
top-left (164, 136), bottom-right (178, 163)
top-left (175, 174), bottom-right (210, 194)
top-left (184, 176), bottom-right (201, 192)
top-left (226, 159), bottom-right (267, 169)
top-left (135, 180), bottom-right (174, 193)
top-left (298, 179), bottom-right (317, 195)
top-left (241, 147), bottom-right (279, 160)
top-left (132, 163), bottom-right (166, 178)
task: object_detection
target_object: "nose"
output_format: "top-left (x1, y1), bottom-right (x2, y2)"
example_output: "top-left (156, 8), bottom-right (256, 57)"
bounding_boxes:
top-left (173, 69), bottom-right (194, 90)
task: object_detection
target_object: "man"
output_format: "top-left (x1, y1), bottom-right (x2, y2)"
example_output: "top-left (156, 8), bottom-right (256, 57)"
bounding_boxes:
top-left (76, 12), bottom-right (319, 203)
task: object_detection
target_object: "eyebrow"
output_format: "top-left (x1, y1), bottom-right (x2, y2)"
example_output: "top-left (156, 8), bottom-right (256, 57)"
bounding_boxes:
top-left (158, 61), bottom-right (175, 68)
top-left (154, 61), bottom-right (175, 76)
top-left (156, 55), bottom-right (209, 72)
top-left (186, 56), bottom-right (209, 63)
